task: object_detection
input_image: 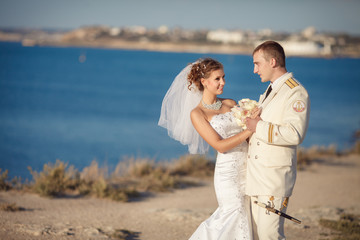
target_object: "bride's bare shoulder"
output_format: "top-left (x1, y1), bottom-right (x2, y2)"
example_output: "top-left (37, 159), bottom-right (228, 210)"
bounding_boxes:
top-left (191, 106), bottom-right (206, 121)
top-left (220, 98), bottom-right (237, 107)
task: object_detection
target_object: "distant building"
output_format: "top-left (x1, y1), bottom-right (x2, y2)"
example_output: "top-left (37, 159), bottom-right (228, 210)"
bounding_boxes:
top-left (302, 26), bottom-right (317, 39)
top-left (110, 27), bottom-right (121, 36)
top-left (207, 30), bottom-right (244, 44)
top-left (258, 28), bottom-right (273, 37)
top-left (129, 26), bottom-right (147, 35)
top-left (157, 25), bottom-right (169, 34)
top-left (254, 39), bottom-right (330, 56)
top-left (279, 41), bottom-right (326, 56)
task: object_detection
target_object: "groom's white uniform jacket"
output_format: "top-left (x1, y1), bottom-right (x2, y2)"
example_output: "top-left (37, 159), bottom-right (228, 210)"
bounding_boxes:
top-left (246, 72), bottom-right (310, 197)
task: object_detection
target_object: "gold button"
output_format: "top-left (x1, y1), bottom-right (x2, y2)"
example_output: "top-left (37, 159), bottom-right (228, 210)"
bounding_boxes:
top-left (248, 155), bottom-right (250, 159)
top-left (255, 155), bottom-right (258, 159)
top-left (257, 142), bottom-right (260, 146)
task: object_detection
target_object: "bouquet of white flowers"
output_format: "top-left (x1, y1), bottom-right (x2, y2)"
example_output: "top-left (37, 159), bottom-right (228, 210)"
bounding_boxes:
top-left (231, 98), bottom-right (259, 129)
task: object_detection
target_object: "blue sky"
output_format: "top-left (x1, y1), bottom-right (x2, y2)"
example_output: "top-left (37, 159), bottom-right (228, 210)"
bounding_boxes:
top-left (0, 0), bottom-right (360, 35)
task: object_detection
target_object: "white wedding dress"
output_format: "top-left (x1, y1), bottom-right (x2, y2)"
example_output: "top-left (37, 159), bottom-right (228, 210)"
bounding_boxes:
top-left (189, 111), bottom-right (251, 240)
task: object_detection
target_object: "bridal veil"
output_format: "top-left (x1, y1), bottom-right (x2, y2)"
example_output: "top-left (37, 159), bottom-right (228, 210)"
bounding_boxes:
top-left (158, 62), bottom-right (209, 154)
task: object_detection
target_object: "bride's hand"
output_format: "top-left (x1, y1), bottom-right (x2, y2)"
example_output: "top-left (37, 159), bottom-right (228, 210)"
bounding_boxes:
top-left (250, 107), bottom-right (262, 119)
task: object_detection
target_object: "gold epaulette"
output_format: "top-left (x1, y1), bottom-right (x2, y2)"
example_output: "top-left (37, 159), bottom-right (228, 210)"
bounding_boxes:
top-left (285, 77), bottom-right (299, 89)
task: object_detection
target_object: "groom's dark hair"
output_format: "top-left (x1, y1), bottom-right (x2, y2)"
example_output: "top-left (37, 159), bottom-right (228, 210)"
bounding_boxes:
top-left (253, 41), bottom-right (286, 68)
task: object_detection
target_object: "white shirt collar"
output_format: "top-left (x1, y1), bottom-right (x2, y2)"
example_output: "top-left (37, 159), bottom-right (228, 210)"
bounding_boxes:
top-left (271, 72), bottom-right (292, 89)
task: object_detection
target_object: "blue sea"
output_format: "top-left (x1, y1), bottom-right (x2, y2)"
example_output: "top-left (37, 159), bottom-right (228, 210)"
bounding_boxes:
top-left (1, 42), bottom-right (360, 180)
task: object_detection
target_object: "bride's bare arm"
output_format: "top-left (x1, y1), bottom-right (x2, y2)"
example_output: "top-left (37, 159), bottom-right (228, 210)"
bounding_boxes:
top-left (190, 109), bottom-right (252, 153)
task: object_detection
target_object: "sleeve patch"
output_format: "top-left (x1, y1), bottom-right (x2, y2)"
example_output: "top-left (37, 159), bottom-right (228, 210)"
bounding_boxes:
top-left (292, 100), bottom-right (306, 112)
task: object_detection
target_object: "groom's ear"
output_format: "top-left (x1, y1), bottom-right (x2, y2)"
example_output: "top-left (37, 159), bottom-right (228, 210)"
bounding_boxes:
top-left (270, 58), bottom-right (277, 68)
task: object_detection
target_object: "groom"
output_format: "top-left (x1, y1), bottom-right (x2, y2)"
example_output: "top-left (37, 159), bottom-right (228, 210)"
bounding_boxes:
top-left (245, 41), bottom-right (310, 240)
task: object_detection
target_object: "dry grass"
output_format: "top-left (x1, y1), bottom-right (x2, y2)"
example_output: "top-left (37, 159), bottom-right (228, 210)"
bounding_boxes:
top-left (124, 158), bottom-right (156, 178)
top-left (112, 156), bottom-right (211, 193)
top-left (297, 144), bottom-right (339, 170)
top-left (22, 155), bottom-right (214, 201)
top-left (297, 129), bottom-right (360, 168)
top-left (28, 160), bottom-right (80, 197)
top-left (169, 154), bottom-right (215, 177)
top-left (78, 177), bottom-right (139, 202)
top-left (319, 213), bottom-right (360, 240)
top-left (0, 169), bottom-right (12, 191)
top-left (77, 160), bottom-right (139, 201)
top-left (0, 202), bottom-right (25, 212)
top-left (81, 160), bottom-right (108, 182)
top-left (349, 130), bottom-right (360, 154)
top-left (351, 141), bottom-right (360, 155)
top-left (3, 138), bottom-right (358, 201)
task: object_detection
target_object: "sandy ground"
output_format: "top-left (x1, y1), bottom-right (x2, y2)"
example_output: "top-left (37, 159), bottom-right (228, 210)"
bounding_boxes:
top-left (0, 154), bottom-right (359, 240)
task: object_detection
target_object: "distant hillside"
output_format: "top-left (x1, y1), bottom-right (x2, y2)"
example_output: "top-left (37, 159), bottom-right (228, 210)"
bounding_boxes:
top-left (1, 26), bottom-right (359, 57)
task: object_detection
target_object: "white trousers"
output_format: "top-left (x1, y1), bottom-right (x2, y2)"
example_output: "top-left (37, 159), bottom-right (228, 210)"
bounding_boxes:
top-left (249, 196), bottom-right (288, 240)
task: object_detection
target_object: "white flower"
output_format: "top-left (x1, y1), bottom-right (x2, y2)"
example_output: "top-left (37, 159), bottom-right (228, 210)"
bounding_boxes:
top-left (231, 98), bottom-right (258, 129)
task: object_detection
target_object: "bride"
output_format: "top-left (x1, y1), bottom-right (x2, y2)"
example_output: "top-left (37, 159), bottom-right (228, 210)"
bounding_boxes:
top-left (159, 58), bottom-right (255, 240)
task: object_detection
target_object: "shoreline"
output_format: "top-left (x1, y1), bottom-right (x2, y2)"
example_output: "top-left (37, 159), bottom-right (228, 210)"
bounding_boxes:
top-left (2, 38), bottom-right (254, 56)
top-left (2, 39), bottom-right (359, 58)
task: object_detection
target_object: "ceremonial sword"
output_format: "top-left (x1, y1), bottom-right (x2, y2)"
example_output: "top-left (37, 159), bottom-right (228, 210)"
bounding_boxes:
top-left (254, 201), bottom-right (302, 224)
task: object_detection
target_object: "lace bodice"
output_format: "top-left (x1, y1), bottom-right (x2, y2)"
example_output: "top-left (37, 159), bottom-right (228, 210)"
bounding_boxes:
top-left (210, 111), bottom-right (248, 152)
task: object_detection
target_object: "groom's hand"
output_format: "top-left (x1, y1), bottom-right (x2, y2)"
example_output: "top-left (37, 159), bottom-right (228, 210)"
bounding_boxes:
top-left (250, 107), bottom-right (262, 119)
top-left (246, 116), bottom-right (261, 132)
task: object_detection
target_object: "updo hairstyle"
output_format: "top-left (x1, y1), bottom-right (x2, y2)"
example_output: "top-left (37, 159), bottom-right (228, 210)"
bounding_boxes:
top-left (187, 58), bottom-right (223, 91)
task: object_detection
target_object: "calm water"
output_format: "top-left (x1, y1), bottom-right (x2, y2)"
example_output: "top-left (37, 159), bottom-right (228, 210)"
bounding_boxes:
top-left (1, 42), bottom-right (360, 179)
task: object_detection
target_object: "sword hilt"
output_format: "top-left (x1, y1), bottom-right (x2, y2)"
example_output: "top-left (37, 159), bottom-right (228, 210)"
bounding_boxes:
top-left (254, 201), bottom-right (302, 224)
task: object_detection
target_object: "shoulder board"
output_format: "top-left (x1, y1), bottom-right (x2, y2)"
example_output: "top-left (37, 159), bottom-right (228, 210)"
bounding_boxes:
top-left (285, 77), bottom-right (299, 89)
